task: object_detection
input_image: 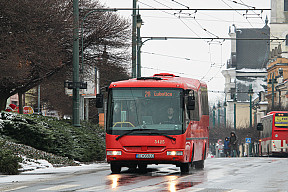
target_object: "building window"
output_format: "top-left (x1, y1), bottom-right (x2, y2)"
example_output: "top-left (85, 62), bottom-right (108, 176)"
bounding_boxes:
top-left (286, 34), bottom-right (288, 46)
top-left (285, 0), bottom-right (288, 11)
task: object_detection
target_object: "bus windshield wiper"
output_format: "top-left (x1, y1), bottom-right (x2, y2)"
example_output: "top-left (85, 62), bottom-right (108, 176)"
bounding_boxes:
top-left (147, 132), bottom-right (176, 141)
top-left (116, 129), bottom-right (156, 140)
top-left (116, 129), bottom-right (176, 141)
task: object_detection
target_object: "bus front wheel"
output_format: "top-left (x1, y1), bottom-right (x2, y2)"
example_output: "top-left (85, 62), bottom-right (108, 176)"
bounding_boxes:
top-left (194, 160), bottom-right (204, 169)
top-left (180, 163), bottom-right (189, 173)
top-left (138, 164), bottom-right (147, 171)
top-left (111, 163), bottom-right (121, 173)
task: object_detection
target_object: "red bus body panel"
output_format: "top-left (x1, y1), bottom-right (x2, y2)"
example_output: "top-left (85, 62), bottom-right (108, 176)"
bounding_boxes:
top-left (106, 74), bottom-right (209, 166)
top-left (259, 111), bottom-right (288, 156)
top-left (106, 115), bottom-right (209, 164)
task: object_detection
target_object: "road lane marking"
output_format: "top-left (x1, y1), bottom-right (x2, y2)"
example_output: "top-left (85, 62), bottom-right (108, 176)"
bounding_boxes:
top-left (227, 190), bottom-right (248, 192)
top-left (128, 186), bottom-right (160, 191)
top-left (178, 188), bottom-right (205, 192)
top-left (77, 185), bottom-right (107, 191)
top-left (39, 184), bottom-right (80, 191)
top-left (1, 186), bottom-right (28, 191)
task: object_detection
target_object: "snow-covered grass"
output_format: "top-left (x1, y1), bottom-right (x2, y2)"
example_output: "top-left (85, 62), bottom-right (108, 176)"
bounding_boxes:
top-left (2, 139), bottom-right (78, 167)
top-left (18, 156), bottom-right (54, 172)
top-left (0, 161), bottom-right (109, 184)
top-left (0, 111), bottom-right (106, 175)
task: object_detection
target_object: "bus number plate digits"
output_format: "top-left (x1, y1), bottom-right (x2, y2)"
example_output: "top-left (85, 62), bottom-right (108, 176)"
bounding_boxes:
top-left (136, 154), bottom-right (154, 158)
top-left (155, 140), bottom-right (165, 144)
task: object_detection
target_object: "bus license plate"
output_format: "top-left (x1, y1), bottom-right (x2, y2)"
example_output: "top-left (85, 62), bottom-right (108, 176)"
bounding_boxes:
top-left (136, 154), bottom-right (154, 158)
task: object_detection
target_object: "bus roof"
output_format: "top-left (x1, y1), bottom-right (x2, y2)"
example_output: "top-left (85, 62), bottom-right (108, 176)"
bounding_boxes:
top-left (109, 73), bottom-right (207, 91)
top-left (266, 111), bottom-right (288, 115)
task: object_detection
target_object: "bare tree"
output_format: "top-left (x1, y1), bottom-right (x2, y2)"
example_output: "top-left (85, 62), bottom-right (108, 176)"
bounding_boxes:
top-left (0, 0), bottom-right (131, 113)
top-left (0, 0), bottom-right (73, 110)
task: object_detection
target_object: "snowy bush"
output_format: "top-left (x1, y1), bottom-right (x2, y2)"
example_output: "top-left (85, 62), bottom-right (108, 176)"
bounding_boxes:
top-left (0, 112), bottom-right (105, 162)
top-left (0, 139), bottom-right (22, 175)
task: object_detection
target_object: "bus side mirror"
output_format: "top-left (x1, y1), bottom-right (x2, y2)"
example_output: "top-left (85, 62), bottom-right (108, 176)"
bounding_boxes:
top-left (257, 123), bottom-right (263, 131)
top-left (96, 94), bottom-right (104, 108)
top-left (187, 96), bottom-right (195, 110)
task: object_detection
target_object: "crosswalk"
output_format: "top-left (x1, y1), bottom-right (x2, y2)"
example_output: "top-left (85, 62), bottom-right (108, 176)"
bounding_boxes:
top-left (0, 184), bottom-right (252, 192)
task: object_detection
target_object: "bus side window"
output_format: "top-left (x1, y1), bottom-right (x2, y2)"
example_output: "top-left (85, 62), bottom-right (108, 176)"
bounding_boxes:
top-left (262, 116), bottom-right (273, 138)
top-left (200, 88), bottom-right (209, 116)
top-left (188, 92), bottom-right (199, 121)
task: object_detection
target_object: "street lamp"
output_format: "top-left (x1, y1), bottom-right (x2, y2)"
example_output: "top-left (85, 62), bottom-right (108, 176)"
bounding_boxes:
top-left (268, 68), bottom-right (284, 110)
top-left (248, 84), bottom-right (254, 129)
top-left (233, 96), bottom-right (237, 132)
top-left (223, 101), bottom-right (227, 128)
top-left (217, 101), bottom-right (221, 126)
top-left (136, 11), bottom-right (143, 78)
top-left (136, 36), bottom-right (167, 78)
top-left (132, 0), bottom-right (137, 78)
top-left (212, 105), bottom-right (216, 128)
top-left (268, 73), bottom-right (277, 110)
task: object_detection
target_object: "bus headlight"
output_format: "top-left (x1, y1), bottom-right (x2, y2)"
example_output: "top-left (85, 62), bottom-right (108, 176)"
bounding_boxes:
top-left (107, 151), bottom-right (122, 155)
top-left (167, 151), bottom-right (183, 156)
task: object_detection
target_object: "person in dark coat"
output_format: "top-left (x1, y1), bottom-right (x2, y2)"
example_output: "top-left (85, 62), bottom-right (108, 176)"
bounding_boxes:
top-left (224, 137), bottom-right (230, 157)
top-left (229, 132), bottom-right (239, 157)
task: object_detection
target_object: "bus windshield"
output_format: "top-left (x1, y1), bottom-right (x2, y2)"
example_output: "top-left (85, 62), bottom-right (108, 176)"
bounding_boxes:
top-left (107, 88), bottom-right (183, 135)
top-left (274, 113), bottom-right (288, 128)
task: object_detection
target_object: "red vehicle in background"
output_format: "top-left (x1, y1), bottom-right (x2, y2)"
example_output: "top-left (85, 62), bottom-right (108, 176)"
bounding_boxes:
top-left (98, 73), bottom-right (209, 173)
top-left (257, 111), bottom-right (288, 157)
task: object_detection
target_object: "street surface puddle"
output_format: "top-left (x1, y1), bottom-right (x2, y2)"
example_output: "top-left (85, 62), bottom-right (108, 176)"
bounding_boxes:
top-left (106, 174), bottom-right (148, 189)
top-left (159, 181), bottom-right (202, 192)
top-left (162, 175), bottom-right (203, 191)
top-left (106, 167), bottom-right (205, 191)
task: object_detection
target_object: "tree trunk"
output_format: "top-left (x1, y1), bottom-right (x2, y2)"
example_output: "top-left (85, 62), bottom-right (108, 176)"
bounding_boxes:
top-left (18, 92), bottom-right (23, 114)
top-left (0, 95), bottom-right (8, 111)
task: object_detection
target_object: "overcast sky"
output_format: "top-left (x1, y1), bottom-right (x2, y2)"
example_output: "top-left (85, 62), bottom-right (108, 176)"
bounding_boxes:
top-left (100, 0), bottom-right (270, 103)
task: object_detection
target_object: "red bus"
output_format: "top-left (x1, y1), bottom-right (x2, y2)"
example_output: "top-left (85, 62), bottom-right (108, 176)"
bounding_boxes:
top-left (99, 73), bottom-right (209, 173)
top-left (257, 111), bottom-right (288, 157)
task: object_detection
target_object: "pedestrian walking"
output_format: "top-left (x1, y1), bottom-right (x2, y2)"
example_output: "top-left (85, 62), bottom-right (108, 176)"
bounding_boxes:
top-left (229, 132), bottom-right (239, 157)
top-left (224, 137), bottom-right (230, 157)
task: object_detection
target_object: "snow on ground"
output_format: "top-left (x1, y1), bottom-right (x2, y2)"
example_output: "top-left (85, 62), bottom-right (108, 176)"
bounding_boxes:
top-left (18, 156), bottom-right (54, 172)
top-left (0, 158), bottom-right (109, 184)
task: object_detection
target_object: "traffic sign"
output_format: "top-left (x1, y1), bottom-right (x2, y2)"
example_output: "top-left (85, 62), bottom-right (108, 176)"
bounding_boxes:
top-left (217, 139), bottom-right (223, 145)
top-left (245, 138), bottom-right (251, 143)
top-left (23, 106), bottom-right (34, 114)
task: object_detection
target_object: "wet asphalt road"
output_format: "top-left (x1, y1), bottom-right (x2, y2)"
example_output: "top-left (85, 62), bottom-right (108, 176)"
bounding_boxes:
top-left (1, 157), bottom-right (288, 192)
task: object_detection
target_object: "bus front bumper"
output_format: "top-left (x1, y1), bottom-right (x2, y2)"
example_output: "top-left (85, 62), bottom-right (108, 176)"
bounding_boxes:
top-left (106, 149), bottom-right (186, 164)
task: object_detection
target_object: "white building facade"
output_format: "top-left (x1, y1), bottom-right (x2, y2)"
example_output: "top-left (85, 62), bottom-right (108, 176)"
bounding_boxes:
top-left (270, 0), bottom-right (288, 58)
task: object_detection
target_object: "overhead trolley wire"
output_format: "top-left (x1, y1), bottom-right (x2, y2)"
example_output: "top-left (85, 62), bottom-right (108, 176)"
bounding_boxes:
top-left (138, 1), bottom-right (174, 16)
top-left (140, 66), bottom-right (203, 78)
top-left (219, 0), bottom-right (254, 27)
top-left (151, 0), bottom-right (172, 8)
top-left (85, 8), bottom-right (271, 11)
top-left (143, 15), bottom-right (265, 25)
top-left (171, 0), bottom-right (190, 9)
top-left (141, 51), bottom-right (224, 64)
top-left (141, 36), bottom-right (286, 41)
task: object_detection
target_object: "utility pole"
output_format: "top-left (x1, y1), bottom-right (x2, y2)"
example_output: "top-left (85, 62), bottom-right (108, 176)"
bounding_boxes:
top-left (136, 10), bottom-right (143, 78)
top-left (212, 105), bottom-right (216, 128)
top-left (223, 101), bottom-right (227, 128)
top-left (234, 98), bottom-right (237, 132)
top-left (132, 0), bottom-right (137, 78)
top-left (271, 73), bottom-right (275, 110)
top-left (248, 84), bottom-right (253, 129)
top-left (72, 0), bottom-right (80, 127)
top-left (217, 102), bottom-right (221, 126)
